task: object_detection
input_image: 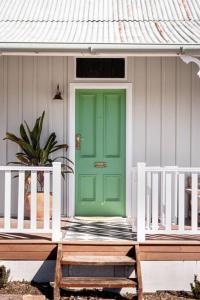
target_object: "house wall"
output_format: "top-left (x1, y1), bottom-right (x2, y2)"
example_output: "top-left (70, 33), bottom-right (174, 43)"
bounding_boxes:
top-left (1, 260), bottom-right (199, 293)
top-left (0, 56), bottom-right (200, 216)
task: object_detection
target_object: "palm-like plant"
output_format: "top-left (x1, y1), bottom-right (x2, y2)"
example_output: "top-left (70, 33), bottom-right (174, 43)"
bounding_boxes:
top-left (4, 111), bottom-right (73, 191)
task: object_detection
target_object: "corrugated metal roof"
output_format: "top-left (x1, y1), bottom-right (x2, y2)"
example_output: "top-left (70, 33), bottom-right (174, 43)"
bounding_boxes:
top-left (0, 0), bottom-right (200, 48)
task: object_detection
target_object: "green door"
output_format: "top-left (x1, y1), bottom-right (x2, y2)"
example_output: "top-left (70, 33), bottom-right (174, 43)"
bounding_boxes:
top-left (75, 89), bottom-right (126, 216)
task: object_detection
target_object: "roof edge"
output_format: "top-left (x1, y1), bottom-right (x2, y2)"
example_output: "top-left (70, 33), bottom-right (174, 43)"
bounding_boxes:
top-left (0, 43), bottom-right (200, 56)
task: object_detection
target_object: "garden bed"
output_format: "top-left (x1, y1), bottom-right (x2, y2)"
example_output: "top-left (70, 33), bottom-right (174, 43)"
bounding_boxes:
top-left (0, 282), bottom-right (196, 300)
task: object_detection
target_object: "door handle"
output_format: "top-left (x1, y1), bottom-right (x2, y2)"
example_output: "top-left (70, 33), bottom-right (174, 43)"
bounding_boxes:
top-left (75, 133), bottom-right (81, 150)
top-left (95, 162), bottom-right (107, 168)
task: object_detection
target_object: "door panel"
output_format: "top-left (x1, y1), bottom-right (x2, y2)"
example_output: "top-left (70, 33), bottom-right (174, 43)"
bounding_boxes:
top-left (75, 89), bottom-right (126, 216)
top-left (79, 94), bottom-right (97, 157)
top-left (104, 94), bottom-right (121, 157)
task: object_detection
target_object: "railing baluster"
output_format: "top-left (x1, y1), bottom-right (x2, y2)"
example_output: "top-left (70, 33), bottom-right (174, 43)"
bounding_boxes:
top-left (174, 171), bottom-right (178, 224)
top-left (152, 173), bottom-right (159, 230)
top-left (4, 171), bottom-right (11, 230)
top-left (18, 171), bottom-right (25, 230)
top-left (192, 173), bottom-right (198, 231)
top-left (137, 163), bottom-right (146, 242)
top-left (52, 162), bottom-right (62, 242)
top-left (146, 172), bottom-right (151, 229)
top-left (161, 170), bottom-right (166, 226)
top-left (31, 171), bottom-right (37, 230)
top-left (178, 173), bottom-right (185, 231)
top-left (165, 173), bottom-right (172, 231)
top-left (44, 171), bottom-right (50, 230)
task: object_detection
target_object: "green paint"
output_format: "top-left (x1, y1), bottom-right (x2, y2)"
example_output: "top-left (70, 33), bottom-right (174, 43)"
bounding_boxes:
top-left (75, 89), bottom-right (126, 216)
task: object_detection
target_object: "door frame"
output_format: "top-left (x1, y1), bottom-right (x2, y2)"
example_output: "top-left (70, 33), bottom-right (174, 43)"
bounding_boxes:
top-left (68, 83), bottom-right (133, 217)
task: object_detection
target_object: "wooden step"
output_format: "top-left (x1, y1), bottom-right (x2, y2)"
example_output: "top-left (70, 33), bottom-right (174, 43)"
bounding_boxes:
top-left (61, 255), bottom-right (135, 266)
top-left (60, 277), bottom-right (137, 288)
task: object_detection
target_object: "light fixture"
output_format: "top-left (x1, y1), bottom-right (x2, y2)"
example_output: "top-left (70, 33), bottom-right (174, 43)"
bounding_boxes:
top-left (53, 84), bottom-right (63, 100)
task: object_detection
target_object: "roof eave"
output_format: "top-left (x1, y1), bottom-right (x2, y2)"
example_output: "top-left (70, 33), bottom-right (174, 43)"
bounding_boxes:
top-left (1, 43), bottom-right (200, 56)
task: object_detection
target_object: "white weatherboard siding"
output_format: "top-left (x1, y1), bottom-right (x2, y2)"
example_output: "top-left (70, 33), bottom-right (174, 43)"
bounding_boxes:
top-left (0, 56), bottom-right (200, 216)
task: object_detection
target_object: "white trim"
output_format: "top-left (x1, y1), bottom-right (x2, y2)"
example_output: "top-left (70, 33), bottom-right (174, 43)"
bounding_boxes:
top-left (68, 82), bottom-right (133, 217)
top-left (73, 57), bottom-right (128, 81)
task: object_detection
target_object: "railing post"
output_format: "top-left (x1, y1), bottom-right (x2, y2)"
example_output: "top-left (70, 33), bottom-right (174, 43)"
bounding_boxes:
top-left (52, 162), bottom-right (62, 242)
top-left (137, 162), bottom-right (146, 242)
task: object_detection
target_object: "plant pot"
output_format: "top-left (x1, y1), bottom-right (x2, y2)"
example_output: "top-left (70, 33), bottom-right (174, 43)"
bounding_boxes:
top-left (24, 192), bottom-right (52, 220)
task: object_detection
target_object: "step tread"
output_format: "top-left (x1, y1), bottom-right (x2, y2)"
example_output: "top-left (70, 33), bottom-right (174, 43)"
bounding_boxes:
top-left (61, 255), bottom-right (135, 265)
top-left (60, 277), bottom-right (136, 288)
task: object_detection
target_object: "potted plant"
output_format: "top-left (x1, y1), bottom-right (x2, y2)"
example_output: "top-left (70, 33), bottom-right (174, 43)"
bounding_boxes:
top-left (4, 111), bottom-right (73, 219)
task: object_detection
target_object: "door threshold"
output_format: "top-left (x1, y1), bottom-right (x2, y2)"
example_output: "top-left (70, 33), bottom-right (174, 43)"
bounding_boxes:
top-left (74, 216), bottom-right (127, 222)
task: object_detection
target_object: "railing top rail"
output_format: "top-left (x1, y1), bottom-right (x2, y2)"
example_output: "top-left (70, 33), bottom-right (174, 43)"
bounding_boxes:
top-left (0, 166), bottom-right (53, 172)
top-left (144, 166), bottom-right (200, 172)
top-left (135, 164), bottom-right (200, 173)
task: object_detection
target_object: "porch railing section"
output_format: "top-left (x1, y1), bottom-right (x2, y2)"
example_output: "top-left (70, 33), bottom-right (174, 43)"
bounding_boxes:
top-left (0, 162), bottom-right (62, 242)
top-left (136, 163), bottom-right (200, 242)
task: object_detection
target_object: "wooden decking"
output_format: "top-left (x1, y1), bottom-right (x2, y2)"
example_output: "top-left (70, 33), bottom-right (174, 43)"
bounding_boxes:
top-left (0, 217), bottom-right (199, 261)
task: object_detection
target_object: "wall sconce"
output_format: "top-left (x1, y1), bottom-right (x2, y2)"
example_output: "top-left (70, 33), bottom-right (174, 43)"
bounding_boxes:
top-left (53, 84), bottom-right (63, 100)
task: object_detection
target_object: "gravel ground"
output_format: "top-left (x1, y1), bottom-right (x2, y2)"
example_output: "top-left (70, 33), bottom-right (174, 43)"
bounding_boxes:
top-left (0, 282), bottom-right (196, 300)
top-left (143, 291), bottom-right (195, 300)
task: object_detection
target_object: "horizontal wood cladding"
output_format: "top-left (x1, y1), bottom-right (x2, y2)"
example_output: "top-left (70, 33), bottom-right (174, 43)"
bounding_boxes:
top-left (0, 241), bottom-right (200, 261)
top-left (0, 242), bottom-right (57, 260)
top-left (139, 244), bottom-right (200, 261)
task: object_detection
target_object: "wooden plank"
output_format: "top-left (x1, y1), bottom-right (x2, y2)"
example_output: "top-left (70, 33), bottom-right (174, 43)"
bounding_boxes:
top-left (146, 172), bottom-right (151, 229)
top-left (140, 252), bottom-right (200, 261)
top-left (43, 172), bottom-right (50, 230)
top-left (135, 245), bottom-right (143, 300)
top-left (0, 244), bottom-right (56, 252)
top-left (0, 251), bottom-right (56, 260)
top-left (31, 171), bottom-right (37, 230)
top-left (192, 173), bottom-right (198, 231)
top-left (165, 173), bottom-right (172, 231)
top-left (60, 277), bottom-right (136, 288)
top-left (54, 243), bottom-right (62, 300)
top-left (161, 170), bottom-right (166, 225)
top-left (62, 245), bottom-right (134, 253)
top-left (61, 255), bottom-right (135, 266)
top-left (152, 173), bottom-right (159, 230)
top-left (4, 171), bottom-right (11, 230)
top-left (18, 171), bottom-right (25, 230)
top-left (139, 245), bottom-right (200, 253)
top-left (61, 251), bottom-right (134, 256)
top-left (178, 173), bottom-right (185, 231)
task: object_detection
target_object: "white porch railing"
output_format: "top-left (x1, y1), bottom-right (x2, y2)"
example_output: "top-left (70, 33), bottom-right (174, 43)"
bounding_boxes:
top-left (136, 163), bottom-right (200, 242)
top-left (0, 162), bottom-right (62, 242)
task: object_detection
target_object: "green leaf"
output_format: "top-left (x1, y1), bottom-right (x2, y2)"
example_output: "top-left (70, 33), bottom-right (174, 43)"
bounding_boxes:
top-left (4, 132), bottom-right (22, 144)
top-left (20, 124), bottom-right (30, 144)
top-left (50, 144), bottom-right (68, 153)
top-left (3, 111), bottom-right (73, 172)
top-left (16, 153), bottom-right (30, 165)
top-left (53, 156), bottom-right (74, 165)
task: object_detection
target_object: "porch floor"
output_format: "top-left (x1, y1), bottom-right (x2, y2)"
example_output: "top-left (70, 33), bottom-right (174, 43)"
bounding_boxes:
top-left (0, 217), bottom-right (199, 244)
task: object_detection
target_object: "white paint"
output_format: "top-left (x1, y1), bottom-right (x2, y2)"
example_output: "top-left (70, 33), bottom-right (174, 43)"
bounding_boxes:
top-left (0, 164), bottom-right (61, 241)
top-left (180, 55), bottom-right (200, 77)
top-left (52, 162), bottom-right (62, 242)
top-left (136, 164), bottom-right (200, 240)
top-left (142, 261), bottom-right (200, 292)
top-left (0, 261), bottom-right (55, 282)
top-left (30, 171), bottom-right (37, 230)
top-left (1, 259), bottom-right (199, 294)
top-left (136, 162), bottom-right (146, 242)
top-left (68, 82), bottom-right (133, 217)
top-left (0, 56), bottom-right (200, 217)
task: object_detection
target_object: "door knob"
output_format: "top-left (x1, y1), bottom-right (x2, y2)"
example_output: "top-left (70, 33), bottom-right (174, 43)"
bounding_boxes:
top-left (75, 133), bottom-right (81, 150)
